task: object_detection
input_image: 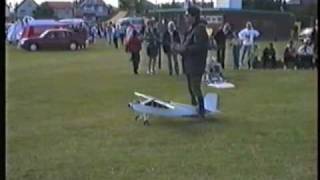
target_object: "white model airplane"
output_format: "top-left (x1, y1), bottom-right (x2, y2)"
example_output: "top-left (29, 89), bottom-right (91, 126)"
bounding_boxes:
top-left (128, 92), bottom-right (220, 125)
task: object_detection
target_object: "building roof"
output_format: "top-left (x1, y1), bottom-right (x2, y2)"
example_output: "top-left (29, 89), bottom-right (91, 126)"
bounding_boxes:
top-left (44, 1), bottom-right (73, 9)
top-left (16, 0), bottom-right (39, 10)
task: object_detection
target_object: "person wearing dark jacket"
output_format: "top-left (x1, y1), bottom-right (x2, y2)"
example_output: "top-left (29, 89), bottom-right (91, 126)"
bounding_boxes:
top-left (127, 30), bottom-right (142, 74)
top-left (145, 21), bottom-right (160, 75)
top-left (174, 6), bottom-right (209, 118)
top-left (213, 23), bottom-right (231, 69)
top-left (163, 21), bottom-right (181, 75)
top-left (262, 43), bottom-right (276, 69)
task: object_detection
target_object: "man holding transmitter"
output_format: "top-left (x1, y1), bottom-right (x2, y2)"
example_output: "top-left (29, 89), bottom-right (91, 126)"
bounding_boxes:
top-left (174, 6), bottom-right (209, 118)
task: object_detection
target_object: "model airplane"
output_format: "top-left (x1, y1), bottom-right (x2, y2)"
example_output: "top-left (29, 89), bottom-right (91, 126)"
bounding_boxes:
top-left (128, 92), bottom-right (220, 125)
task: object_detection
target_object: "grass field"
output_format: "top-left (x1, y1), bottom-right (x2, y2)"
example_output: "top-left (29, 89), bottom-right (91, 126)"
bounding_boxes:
top-left (6, 40), bottom-right (317, 180)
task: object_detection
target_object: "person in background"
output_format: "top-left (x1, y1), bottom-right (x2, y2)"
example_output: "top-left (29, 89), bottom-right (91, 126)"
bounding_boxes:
top-left (124, 23), bottom-right (135, 46)
top-left (248, 44), bottom-right (259, 70)
top-left (119, 24), bottom-right (126, 46)
top-left (230, 32), bottom-right (241, 70)
top-left (206, 27), bottom-right (216, 66)
top-left (238, 21), bottom-right (260, 69)
top-left (297, 38), bottom-right (314, 69)
top-left (174, 6), bottom-right (209, 118)
top-left (113, 24), bottom-right (119, 49)
top-left (162, 21), bottom-right (181, 76)
top-left (90, 25), bottom-right (98, 44)
top-left (283, 40), bottom-right (298, 70)
top-left (311, 19), bottom-right (318, 68)
top-left (127, 30), bottom-right (143, 75)
top-left (262, 43), bottom-right (276, 69)
top-left (157, 19), bottom-right (168, 70)
top-left (144, 20), bottom-right (160, 75)
top-left (107, 22), bottom-right (113, 45)
top-left (214, 22), bottom-right (231, 69)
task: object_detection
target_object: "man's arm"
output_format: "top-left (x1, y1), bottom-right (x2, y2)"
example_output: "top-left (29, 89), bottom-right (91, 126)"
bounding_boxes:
top-left (184, 25), bottom-right (209, 55)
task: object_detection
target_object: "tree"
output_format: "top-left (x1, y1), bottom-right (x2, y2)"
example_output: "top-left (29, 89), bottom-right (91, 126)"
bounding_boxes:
top-left (33, 3), bottom-right (55, 19)
top-left (119, 0), bottom-right (146, 16)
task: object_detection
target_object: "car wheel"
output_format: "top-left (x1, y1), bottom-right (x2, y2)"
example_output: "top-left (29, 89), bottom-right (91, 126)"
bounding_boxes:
top-left (30, 44), bottom-right (38, 51)
top-left (69, 42), bottom-right (77, 51)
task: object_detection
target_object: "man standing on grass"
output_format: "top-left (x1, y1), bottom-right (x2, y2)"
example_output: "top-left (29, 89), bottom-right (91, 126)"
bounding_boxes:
top-left (214, 22), bottom-right (231, 69)
top-left (174, 6), bottom-right (209, 118)
top-left (238, 21), bottom-right (260, 69)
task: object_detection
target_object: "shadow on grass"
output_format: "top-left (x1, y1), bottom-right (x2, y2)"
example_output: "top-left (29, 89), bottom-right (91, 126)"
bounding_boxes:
top-left (143, 115), bottom-right (230, 136)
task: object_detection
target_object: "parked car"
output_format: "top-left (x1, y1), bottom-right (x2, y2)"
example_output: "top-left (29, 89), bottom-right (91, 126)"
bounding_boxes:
top-left (116, 17), bottom-right (145, 34)
top-left (19, 29), bottom-right (89, 51)
top-left (20, 20), bottom-right (68, 40)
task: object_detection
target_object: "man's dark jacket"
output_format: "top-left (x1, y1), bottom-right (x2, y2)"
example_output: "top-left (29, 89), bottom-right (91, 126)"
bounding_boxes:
top-left (162, 30), bottom-right (181, 54)
top-left (213, 29), bottom-right (227, 48)
top-left (181, 21), bottom-right (209, 75)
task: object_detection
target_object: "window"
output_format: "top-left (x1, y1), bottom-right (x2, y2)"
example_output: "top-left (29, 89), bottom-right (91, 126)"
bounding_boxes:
top-left (46, 32), bottom-right (56, 39)
top-left (20, 9), bottom-right (26, 15)
top-left (145, 100), bottom-right (169, 109)
top-left (98, 6), bottom-right (103, 12)
top-left (57, 31), bottom-right (67, 39)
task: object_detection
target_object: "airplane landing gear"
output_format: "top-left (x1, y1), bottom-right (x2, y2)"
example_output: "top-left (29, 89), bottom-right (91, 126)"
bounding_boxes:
top-left (134, 114), bottom-right (150, 126)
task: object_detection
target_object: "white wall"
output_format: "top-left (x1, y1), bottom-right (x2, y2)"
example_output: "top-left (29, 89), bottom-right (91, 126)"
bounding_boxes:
top-left (213, 0), bottom-right (242, 9)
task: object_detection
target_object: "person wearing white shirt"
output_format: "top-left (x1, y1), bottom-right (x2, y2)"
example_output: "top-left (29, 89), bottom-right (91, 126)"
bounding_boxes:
top-left (297, 38), bottom-right (314, 69)
top-left (238, 21), bottom-right (260, 69)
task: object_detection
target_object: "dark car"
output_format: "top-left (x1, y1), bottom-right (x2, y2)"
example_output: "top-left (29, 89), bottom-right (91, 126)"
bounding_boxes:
top-left (19, 28), bottom-right (88, 51)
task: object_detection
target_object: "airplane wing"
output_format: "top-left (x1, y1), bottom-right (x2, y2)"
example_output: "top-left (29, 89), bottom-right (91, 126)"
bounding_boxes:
top-left (134, 92), bottom-right (155, 100)
top-left (134, 92), bottom-right (175, 109)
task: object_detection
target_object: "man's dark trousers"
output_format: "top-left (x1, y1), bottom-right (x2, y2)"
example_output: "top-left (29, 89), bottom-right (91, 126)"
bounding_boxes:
top-left (217, 46), bottom-right (226, 69)
top-left (186, 74), bottom-right (204, 115)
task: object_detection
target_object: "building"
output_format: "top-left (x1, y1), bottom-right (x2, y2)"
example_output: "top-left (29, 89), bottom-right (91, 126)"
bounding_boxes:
top-left (213, 0), bottom-right (242, 9)
top-left (15, 0), bottom-right (38, 19)
top-left (42, 1), bottom-right (73, 19)
top-left (75, 0), bottom-right (112, 23)
top-left (6, 4), bottom-right (10, 18)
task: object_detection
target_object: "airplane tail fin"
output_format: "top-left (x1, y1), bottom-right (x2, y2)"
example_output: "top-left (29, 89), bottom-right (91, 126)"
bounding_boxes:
top-left (204, 93), bottom-right (219, 112)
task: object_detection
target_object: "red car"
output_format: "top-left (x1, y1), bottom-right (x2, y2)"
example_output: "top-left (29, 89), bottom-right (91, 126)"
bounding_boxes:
top-left (19, 29), bottom-right (88, 51)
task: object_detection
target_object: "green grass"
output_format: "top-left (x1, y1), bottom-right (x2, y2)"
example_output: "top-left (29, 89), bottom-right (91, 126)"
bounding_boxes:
top-left (6, 41), bottom-right (317, 180)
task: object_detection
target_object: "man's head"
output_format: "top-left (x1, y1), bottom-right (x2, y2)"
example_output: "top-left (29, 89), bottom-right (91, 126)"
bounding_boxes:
top-left (184, 6), bottom-right (200, 26)
top-left (269, 43), bottom-right (274, 48)
top-left (246, 21), bottom-right (253, 30)
top-left (132, 30), bottom-right (138, 37)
